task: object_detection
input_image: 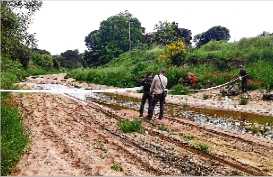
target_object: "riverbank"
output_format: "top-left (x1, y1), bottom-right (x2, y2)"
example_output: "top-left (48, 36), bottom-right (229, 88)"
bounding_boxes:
top-left (20, 73), bottom-right (273, 117)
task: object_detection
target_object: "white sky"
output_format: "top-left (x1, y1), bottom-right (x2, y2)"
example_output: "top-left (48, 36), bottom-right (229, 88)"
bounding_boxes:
top-left (28, 0), bottom-right (273, 55)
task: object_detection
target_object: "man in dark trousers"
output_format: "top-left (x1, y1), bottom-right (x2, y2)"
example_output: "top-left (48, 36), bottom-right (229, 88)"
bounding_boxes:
top-left (139, 73), bottom-right (154, 117)
top-left (147, 69), bottom-right (168, 120)
top-left (239, 65), bottom-right (248, 93)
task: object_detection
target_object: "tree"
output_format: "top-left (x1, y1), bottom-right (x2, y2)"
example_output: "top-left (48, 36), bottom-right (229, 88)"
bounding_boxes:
top-left (152, 21), bottom-right (192, 46)
top-left (194, 26), bottom-right (230, 47)
top-left (58, 50), bottom-right (82, 68)
top-left (84, 10), bottom-right (145, 66)
top-left (1, 0), bottom-right (42, 67)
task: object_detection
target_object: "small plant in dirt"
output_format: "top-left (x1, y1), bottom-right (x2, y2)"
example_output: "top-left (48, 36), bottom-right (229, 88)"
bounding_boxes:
top-left (111, 162), bottom-right (123, 172)
top-left (158, 124), bottom-right (169, 132)
top-left (179, 133), bottom-right (194, 141)
top-left (239, 95), bottom-right (248, 105)
top-left (118, 119), bottom-right (143, 133)
top-left (193, 143), bottom-right (209, 153)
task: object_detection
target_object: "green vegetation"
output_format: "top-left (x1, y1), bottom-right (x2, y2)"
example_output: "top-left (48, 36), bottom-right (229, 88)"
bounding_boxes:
top-left (179, 133), bottom-right (194, 141)
top-left (70, 35), bottom-right (273, 93)
top-left (1, 98), bottom-right (28, 175)
top-left (118, 119), bottom-right (143, 133)
top-left (111, 162), bottom-right (123, 172)
top-left (193, 143), bottom-right (209, 153)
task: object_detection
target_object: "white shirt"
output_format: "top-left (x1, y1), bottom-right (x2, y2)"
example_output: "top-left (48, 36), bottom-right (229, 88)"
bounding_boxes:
top-left (150, 74), bottom-right (168, 94)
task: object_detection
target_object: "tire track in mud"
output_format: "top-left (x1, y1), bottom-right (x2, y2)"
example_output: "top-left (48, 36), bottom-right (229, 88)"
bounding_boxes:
top-left (84, 98), bottom-right (269, 176)
top-left (42, 95), bottom-right (162, 176)
top-left (93, 97), bottom-right (273, 160)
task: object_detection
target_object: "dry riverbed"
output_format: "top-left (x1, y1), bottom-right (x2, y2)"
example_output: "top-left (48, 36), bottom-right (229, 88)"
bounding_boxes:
top-left (10, 73), bottom-right (273, 176)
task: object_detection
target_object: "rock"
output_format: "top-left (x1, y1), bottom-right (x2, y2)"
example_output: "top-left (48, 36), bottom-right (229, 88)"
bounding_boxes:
top-left (262, 93), bottom-right (273, 101)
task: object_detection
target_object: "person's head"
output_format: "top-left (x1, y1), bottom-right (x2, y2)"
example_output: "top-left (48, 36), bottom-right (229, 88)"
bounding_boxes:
top-left (160, 69), bottom-right (166, 75)
top-left (239, 64), bottom-right (244, 69)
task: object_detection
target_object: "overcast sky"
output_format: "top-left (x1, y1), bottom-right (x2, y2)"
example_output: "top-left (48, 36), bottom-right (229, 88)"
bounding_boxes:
top-left (28, 0), bottom-right (273, 55)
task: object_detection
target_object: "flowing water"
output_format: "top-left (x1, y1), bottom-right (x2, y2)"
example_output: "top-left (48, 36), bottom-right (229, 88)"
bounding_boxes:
top-left (32, 83), bottom-right (273, 140)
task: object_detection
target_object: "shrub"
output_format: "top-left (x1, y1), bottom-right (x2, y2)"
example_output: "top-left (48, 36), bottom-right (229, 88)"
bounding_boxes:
top-left (247, 60), bottom-right (273, 91)
top-left (32, 53), bottom-right (53, 68)
top-left (118, 119), bottom-right (143, 133)
top-left (193, 143), bottom-right (209, 153)
top-left (111, 162), bottom-right (123, 172)
top-left (166, 66), bottom-right (187, 88)
top-left (160, 40), bottom-right (187, 65)
top-left (170, 84), bottom-right (190, 95)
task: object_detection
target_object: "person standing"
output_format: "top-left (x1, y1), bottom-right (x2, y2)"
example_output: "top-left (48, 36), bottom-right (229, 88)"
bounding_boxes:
top-left (139, 73), bottom-right (154, 117)
top-left (239, 65), bottom-right (248, 93)
top-left (147, 69), bottom-right (168, 120)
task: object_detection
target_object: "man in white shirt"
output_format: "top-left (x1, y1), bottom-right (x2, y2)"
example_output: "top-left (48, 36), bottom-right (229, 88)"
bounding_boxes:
top-left (147, 69), bottom-right (168, 120)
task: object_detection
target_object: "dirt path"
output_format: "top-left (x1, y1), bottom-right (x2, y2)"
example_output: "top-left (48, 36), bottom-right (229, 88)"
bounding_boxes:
top-left (10, 73), bottom-right (273, 176)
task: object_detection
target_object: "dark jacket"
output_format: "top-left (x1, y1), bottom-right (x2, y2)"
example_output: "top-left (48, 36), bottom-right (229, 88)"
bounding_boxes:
top-left (140, 76), bottom-right (153, 93)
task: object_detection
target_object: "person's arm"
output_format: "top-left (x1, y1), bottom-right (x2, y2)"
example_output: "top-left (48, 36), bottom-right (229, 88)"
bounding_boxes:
top-left (150, 76), bottom-right (156, 94)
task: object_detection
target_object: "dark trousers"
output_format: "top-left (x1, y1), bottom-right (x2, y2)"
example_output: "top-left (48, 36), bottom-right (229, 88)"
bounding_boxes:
top-left (241, 79), bottom-right (247, 93)
top-left (148, 94), bottom-right (165, 119)
top-left (139, 92), bottom-right (151, 116)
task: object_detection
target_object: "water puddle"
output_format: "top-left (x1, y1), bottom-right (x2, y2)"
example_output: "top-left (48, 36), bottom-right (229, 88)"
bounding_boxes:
top-left (30, 83), bottom-right (273, 140)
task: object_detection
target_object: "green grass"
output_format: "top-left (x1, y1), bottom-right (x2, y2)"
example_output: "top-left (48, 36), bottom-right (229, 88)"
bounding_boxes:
top-left (1, 100), bottom-right (28, 175)
top-left (118, 119), bottom-right (143, 133)
top-left (111, 162), bottom-right (123, 172)
top-left (0, 56), bottom-right (61, 175)
top-left (193, 143), bottom-right (209, 153)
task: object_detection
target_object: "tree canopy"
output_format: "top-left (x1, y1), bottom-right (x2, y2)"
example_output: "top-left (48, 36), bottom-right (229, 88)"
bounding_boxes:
top-left (194, 26), bottom-right (230, 48)
top-left (84, 10), bottom-right (145, 66)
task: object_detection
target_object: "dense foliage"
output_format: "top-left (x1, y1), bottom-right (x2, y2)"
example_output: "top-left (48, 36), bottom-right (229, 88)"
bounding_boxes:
top-left (194, 26), bottom-right (230, 48)
top-left (84, 10), bottom-right (145, 66)
top-left (69, 35), bottom-right (273, 92)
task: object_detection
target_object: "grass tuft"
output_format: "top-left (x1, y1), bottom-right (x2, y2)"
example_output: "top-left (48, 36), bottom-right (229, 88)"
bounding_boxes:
top-left (118, 119), bottom-right (143, 133)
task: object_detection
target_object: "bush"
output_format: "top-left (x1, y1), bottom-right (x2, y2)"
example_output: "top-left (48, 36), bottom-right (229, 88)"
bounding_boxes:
top-left (32, 53), bottom-right (53, 68)
top-left (118, 119), bottom-right (143, 133)
top-left (160, 40), bottom-right (187, 65)
top-left (193, 143), bottom-right (209, 153)
top-left (166, 66), bottom-right (187, 88)
top-left (111, 162), bottom-right (123, 172)
top-left (170, 84), bottom-right (190, 95)
top-left (247, 60), bottom-right (273, 91)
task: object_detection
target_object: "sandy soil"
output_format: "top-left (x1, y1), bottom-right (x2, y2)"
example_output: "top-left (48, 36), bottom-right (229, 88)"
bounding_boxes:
top-left (10, 73), bottom-right (273, 176)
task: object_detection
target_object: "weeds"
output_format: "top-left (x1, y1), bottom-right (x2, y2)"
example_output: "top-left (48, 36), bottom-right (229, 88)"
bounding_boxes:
top-left (179, 133), bottom-right (194, 141)
top-left (193, 143), bottom-right (209, 153)
top-left (118, 119), bottom-right (143, 133)
top-left (111, 162), bottom-right (123, 172)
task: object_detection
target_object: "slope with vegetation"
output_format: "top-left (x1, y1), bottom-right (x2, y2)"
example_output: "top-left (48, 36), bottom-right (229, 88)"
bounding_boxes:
top-left (69, 35), bottom-right (273, 93)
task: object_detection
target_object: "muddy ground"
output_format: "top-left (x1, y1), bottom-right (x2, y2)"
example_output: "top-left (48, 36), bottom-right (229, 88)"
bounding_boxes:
top-left (10, 73), bottom-right (273, 176)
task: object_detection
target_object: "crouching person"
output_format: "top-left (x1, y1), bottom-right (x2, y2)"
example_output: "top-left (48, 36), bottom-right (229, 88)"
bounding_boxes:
top-left (147, 69), bottom-right (168, 120)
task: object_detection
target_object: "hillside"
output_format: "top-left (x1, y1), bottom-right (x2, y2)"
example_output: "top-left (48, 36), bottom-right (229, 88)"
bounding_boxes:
top-left (69, 35), bottom-right (273, 93)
